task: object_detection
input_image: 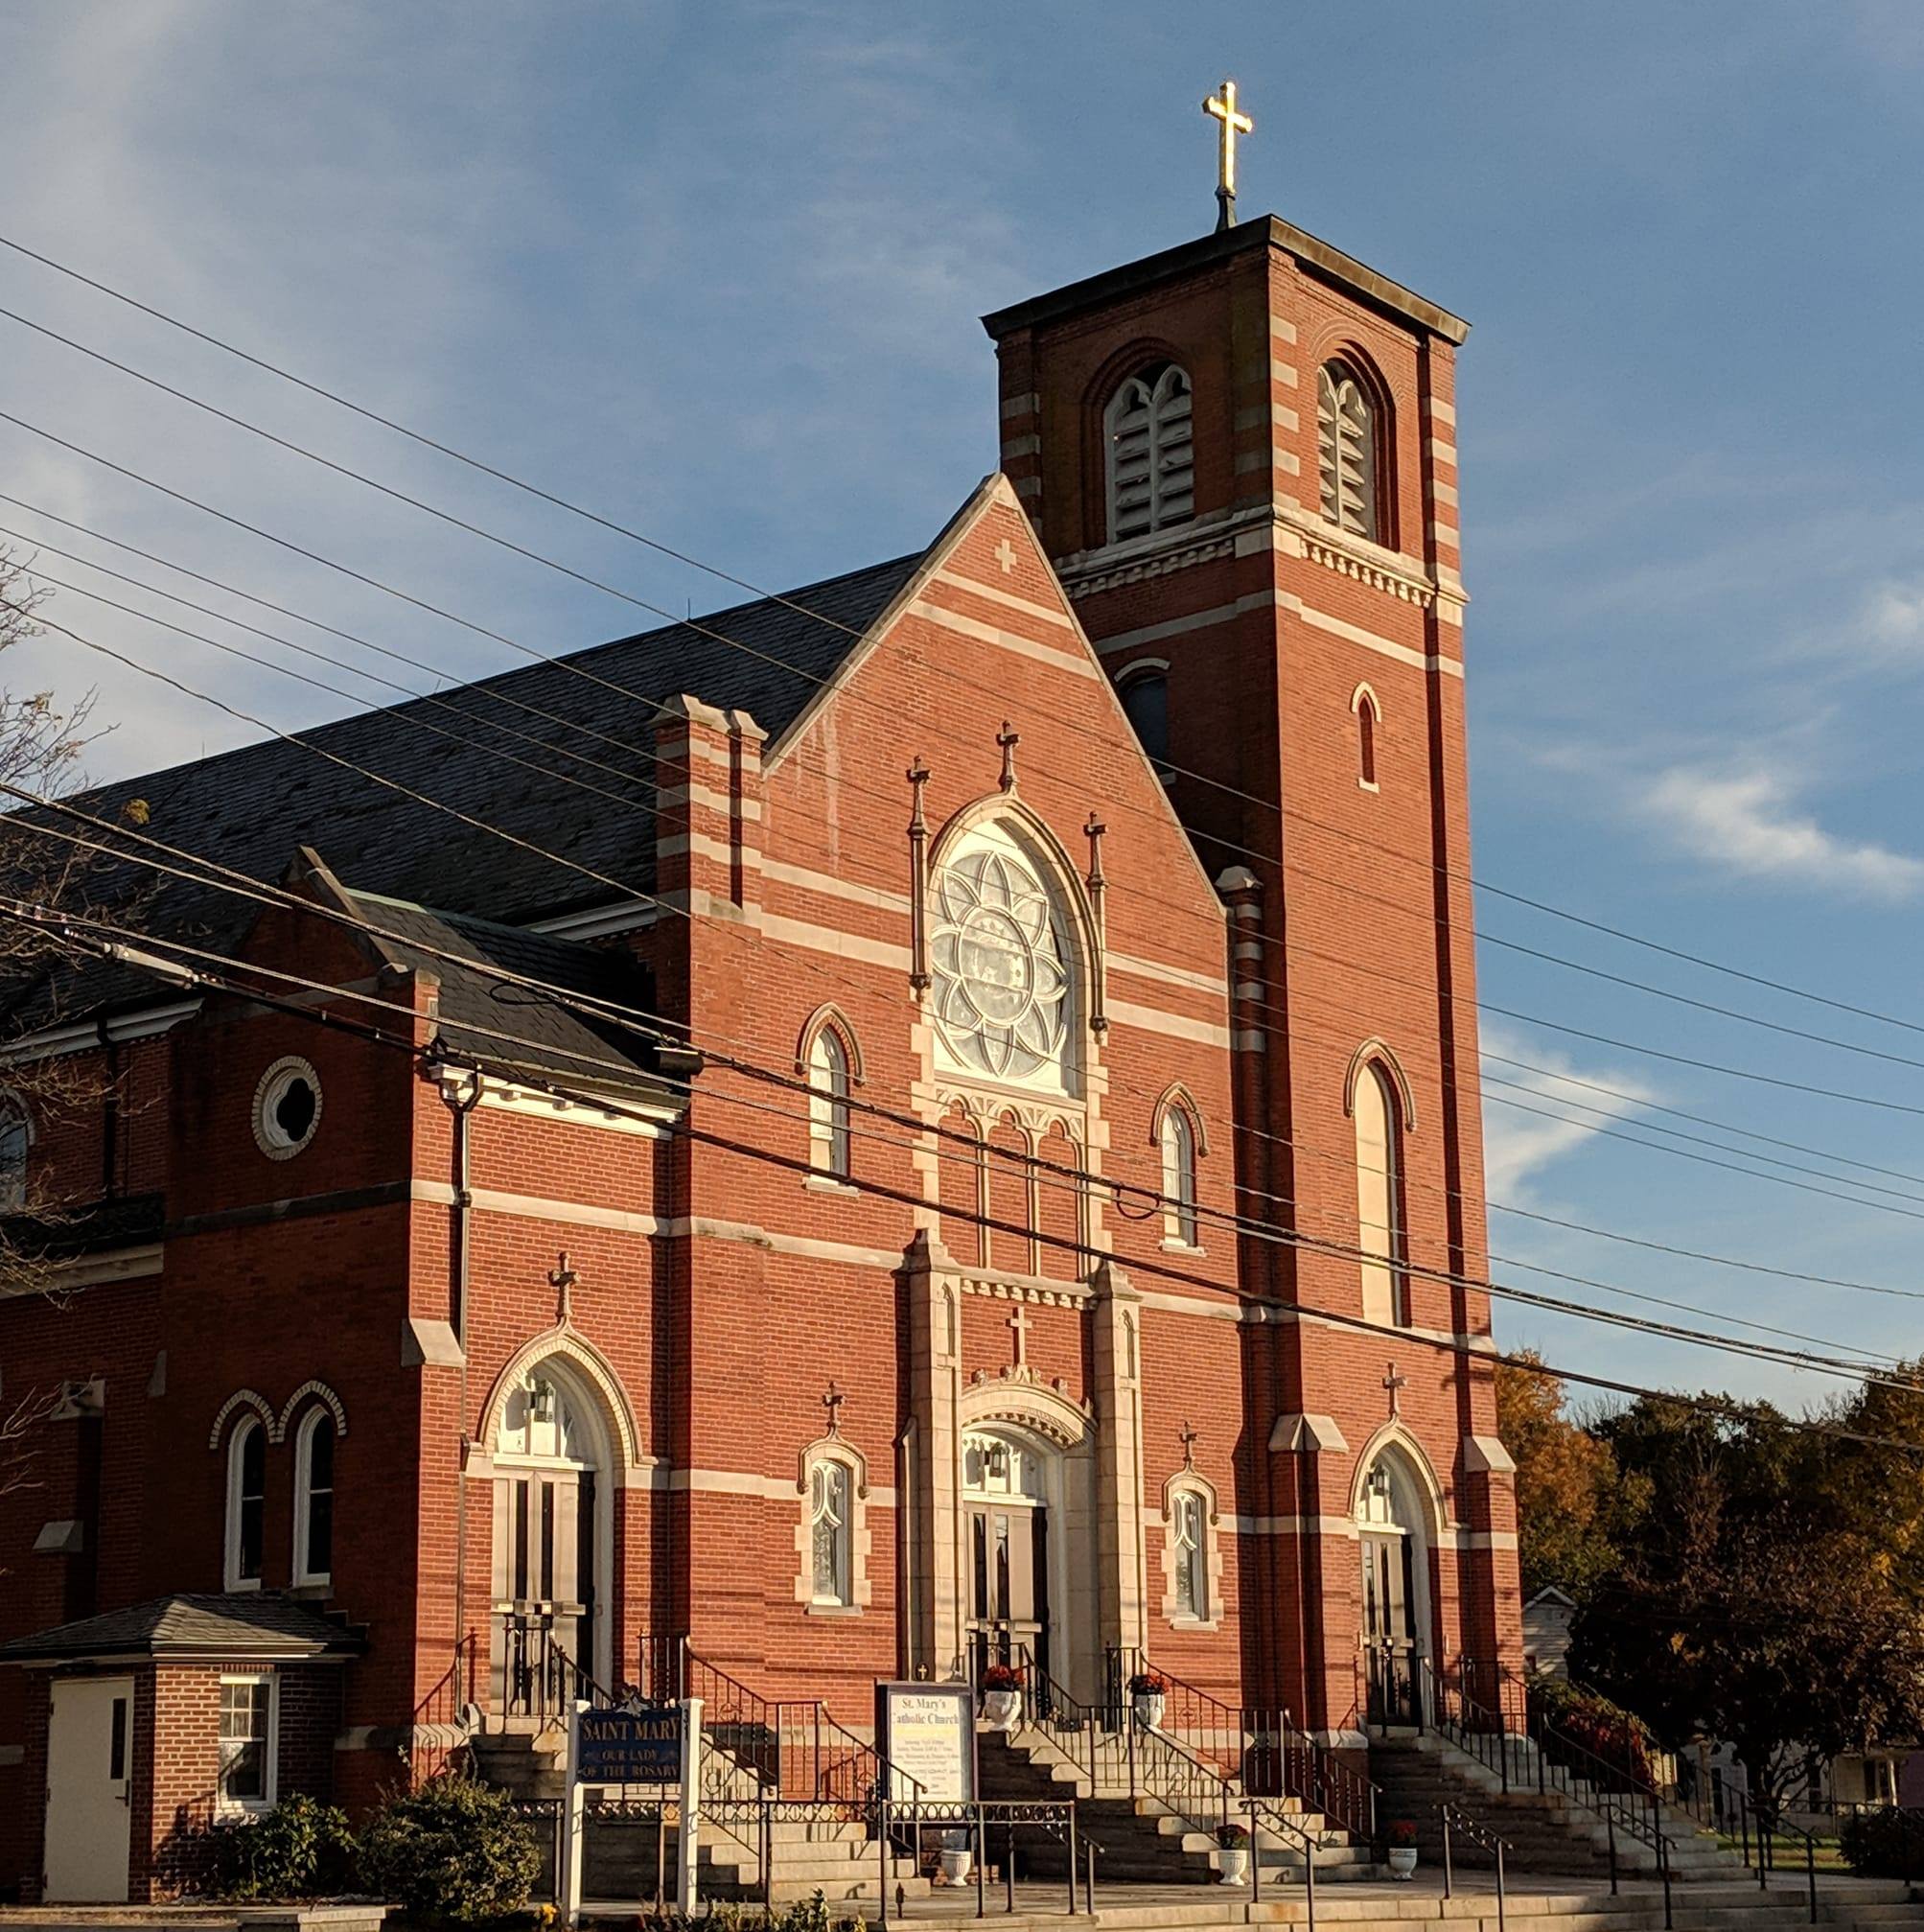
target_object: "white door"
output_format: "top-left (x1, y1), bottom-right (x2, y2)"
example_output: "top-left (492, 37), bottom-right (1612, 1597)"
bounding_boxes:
top-left (45, 1676), bottom-right (133, 1902)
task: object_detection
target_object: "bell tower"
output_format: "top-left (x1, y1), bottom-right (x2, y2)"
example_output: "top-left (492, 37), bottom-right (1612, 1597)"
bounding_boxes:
top-left (983, 192), bottom-right (1520, 1736)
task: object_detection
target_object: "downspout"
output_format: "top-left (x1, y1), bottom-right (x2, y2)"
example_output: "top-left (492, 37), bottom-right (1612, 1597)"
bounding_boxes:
top-left (442, 1069), bottom-right (483, 1673)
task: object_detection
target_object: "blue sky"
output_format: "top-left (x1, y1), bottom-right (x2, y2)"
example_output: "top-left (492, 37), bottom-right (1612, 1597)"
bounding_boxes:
top-left (3, 2), bottom-right (1923, 1412)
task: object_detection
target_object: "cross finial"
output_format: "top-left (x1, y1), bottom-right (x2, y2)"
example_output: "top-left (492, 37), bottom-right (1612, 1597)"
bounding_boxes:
top-left (547, 1249), bottom-right (578, 1324)
top-left (996, 721), bottom-right (1020, 793)
top-left (1178, 1419), bottom-right (1199, 1469)
top-left (1382, 1361), bottom-right (1407, 1419)
top-left (823, 1380), bottom-right (846, 1435)
top-left (1203, 80), bottom-right (1254, 232)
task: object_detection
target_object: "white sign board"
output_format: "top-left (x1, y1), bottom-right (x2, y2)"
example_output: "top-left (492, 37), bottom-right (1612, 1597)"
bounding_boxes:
top-left (874, 1682), bottom-right (975, 1804)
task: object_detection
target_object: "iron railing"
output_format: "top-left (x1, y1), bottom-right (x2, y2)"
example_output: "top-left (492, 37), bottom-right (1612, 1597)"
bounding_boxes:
top-left (1108, 1644), bottom-right (1379, 1845)
top-left (1439, 1802), bottom-right (1513, 1932)
top-left (637, 1631), bottom-right (920, 1809)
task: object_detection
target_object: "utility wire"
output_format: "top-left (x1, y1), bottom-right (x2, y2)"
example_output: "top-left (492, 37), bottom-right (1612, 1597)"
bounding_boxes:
top-left (5, 238), bottom-right (1921, 1048)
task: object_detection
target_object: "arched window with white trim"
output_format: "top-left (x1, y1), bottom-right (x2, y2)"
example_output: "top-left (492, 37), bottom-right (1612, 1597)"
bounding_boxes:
top-left (1318, 361), bottom-right (1381, 542)
top-left (1353, 685), bottom-right (1380, 790)
top-left (225, 1417), bottom-right (267, 1592)
top-left (1160, 1106), bottom-right (1199, 1247)
top-left (1159, 1469), bottom-right (1222, 1629)
top-left (1354, 1060), bottom-right (1408, 1327)
top-left (1105, 364), bottom-right (1194, 544)
top-left (807, 1026), bottom-right (853, 1179)
top-left (809, 1459), bottom-right (851, 1605)
top-left (0, 1095), bottom-right (30, 1213)
top-left (795, 1437), bottom-right (870, 1614)
top-left (292, 1408), bottom-right (336, 1588)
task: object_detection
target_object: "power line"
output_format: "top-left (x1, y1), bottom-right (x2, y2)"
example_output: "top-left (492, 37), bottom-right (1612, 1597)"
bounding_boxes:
top-left (23, 895), bottom-right (1924, 1450)
top-left (9, 407), bottom-right (1922, 1139)
top-left (6, 844), bottom-right (1920, 1395)
top-left (7, 230), bottom-right (1922, 1053)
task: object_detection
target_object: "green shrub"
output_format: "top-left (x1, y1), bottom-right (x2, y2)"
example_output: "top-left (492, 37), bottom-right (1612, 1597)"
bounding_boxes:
top-left (1841, 1807), bottom-right (1924, 1878)
top-left (207, 1793), bottom-right (358, 1900)
top-left (357, 1777), bottom-right (542, 1923)
top-left (1527, 1677), bottom-right (1655, 1790)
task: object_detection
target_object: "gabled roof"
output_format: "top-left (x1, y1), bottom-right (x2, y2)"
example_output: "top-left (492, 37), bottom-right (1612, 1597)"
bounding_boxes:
top-left (342, 888), bottom-right (669, 1096)
top-left (2, 553), bottom-right (920, 1029)
top-left (0, 1592), bottom-right (362, 1665)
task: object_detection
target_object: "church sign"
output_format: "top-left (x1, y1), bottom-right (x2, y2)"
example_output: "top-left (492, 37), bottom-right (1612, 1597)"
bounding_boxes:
top-left (575, 1704), bottom-right (684, 1784)
top-left (874, 1682), bottom-right (975, 1804)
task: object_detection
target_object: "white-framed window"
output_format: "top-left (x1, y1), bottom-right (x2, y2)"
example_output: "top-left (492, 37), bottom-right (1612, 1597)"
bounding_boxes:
top-left (807, 1027), bottom-right (852, 1180)
top-left (1159, 1473), bottom-right (1222, 1629)
top-left (292, 1408), bottom-right (336, 1588)
top-left (1105, 364), bottom-right (1195, 543)
top-left (217, 1673), bottom-right (277, 1812)
top-left (1318, 361), bottom-right (1380, 542)
top-left (1353, 685), bottom-right (1380, 790)
top-left (0, 1093), bottom-right (29, 1213)
top-left (1171, 1488), bottom-right (1209, 1619)
top-left (224, 1416), bottom-right (267, 1592)
top-left (253, 1056), bottom-right (322, 1160)
top-left (1160, 1106), bottom-right (1199, 1247)
top-left (1354, 1060), bottom-right (1408, 1327)
top-left (808, 1457), bottom-right (852, 1607)
top-left (930, 821), bottom-right (1076, 1095)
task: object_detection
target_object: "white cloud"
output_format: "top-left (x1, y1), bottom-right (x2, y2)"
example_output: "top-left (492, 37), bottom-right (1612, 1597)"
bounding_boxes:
top-left (1641, 766), bottom-right (1924, 901)
top-left (1480, 1024), bottom-right (1658, 1201)
top-left (1861, 579), bottom-right (1924, 656)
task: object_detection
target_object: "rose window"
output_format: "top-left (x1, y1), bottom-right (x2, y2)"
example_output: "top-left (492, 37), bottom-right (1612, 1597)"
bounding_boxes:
top-left (931, 837), bottom-right (1071, 1086)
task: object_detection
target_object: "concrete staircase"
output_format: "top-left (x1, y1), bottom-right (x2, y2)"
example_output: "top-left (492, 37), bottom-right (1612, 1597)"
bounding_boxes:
top-left (1185, 1883), bottom-right (1924, 1928)
top-left (1372, 1731), bottom-right (1738, 1881)
top-left (977, 1721), bottom-right (1381, 1886)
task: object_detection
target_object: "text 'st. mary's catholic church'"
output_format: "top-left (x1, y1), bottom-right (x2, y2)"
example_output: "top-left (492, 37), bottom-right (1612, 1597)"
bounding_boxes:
top-left (0, 95), bottom-right (1518, 1902)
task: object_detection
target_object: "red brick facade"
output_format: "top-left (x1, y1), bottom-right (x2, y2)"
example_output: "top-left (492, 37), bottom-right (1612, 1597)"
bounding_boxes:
top-left (0, 214), bottom-right (1520, 1901)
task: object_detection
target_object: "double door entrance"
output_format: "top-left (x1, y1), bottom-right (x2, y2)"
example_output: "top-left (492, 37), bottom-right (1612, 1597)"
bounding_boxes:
top-left (965, 1499), bottom-right (1051, 1687)
top-left (491, 1468), bottom-right (595, 1716)
top-left (1360, 1529), bottom-right (1421, 1725)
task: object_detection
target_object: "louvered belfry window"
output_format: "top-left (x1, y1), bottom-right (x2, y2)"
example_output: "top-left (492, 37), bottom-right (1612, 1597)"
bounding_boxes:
top-left (1105, 364), bottom-right (1194, 544)
top-left (1318, 361), bottom-right (1379, 542)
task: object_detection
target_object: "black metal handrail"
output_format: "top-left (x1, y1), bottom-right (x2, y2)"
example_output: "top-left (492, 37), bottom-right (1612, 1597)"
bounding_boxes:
top-left (637, 1631), bottom-right (923, 1808)
top-left (1010, 1642), bottom-right (1237, 1834)
top-left (1108, 1644), bottom-right (1379, 1844)
top-left (1440, 1802), bottom-right (1512, 1932)
top-left (1244, 1792), bottom-right (1327, 1928)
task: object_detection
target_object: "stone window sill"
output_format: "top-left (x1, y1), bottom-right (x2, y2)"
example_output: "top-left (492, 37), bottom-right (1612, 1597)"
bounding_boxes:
top-left (804, 1175), bottom-right (859, 1196)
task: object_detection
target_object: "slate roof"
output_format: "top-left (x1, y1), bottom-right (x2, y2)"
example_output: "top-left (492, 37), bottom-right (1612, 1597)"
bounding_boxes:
top-left (0, 1592), bottom-right (363, 1664)
top-left (1, 553), bottom-right (921, 1032)
top-left (345, 889), bottom-right (665, 1091)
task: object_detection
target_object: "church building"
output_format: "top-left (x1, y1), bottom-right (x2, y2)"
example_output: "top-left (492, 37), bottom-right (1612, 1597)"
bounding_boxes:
top-left (0, 113), bottom-right (1519, 1901)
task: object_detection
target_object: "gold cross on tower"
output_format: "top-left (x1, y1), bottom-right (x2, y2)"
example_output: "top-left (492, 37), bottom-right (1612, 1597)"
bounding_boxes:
top-left (1203, 79), bottom-right (1254, 232)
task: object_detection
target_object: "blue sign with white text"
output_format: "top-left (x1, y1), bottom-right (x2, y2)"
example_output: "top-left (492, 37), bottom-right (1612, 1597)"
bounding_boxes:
top-left (576, 1705), bottom-right (683, 1784)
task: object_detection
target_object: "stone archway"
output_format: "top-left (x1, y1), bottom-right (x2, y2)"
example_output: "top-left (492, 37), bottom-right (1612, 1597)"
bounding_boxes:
top-left (486, 1352), bottom-right (618, 1707)
top-left (1351, 1431), bottom-right (1443, 1727)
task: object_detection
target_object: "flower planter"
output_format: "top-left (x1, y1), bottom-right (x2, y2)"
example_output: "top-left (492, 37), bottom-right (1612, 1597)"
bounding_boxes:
top-left (1388, 1845), bottom-right (1419, 1880)
top-left (1216, 1844), bottom-right (1251, 1886)
top-left (939, 1846), bottom-right (975, 1884)
top-left (1132, 1691), bottom-right (1166, 1731)
top-left (981, 1688), bottom-right (1022, 1732)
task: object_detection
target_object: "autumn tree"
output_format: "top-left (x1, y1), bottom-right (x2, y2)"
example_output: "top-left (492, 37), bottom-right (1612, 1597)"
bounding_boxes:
top-left (1495, 1350), bottom-right (1643, 1603)
top-left (1573, 1391), bottom-right (1924, 1821)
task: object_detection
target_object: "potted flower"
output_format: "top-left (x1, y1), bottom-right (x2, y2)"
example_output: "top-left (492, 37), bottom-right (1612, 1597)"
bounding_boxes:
top-left (980, 1662), bottom-right (1024, 1731)
top-left (1129, 1668), bottom-right (1171, 1731)
top-left (1387, 1817), bottom-right (1419, 1880)
top-left (1215, 1821), bottom-right (1252, 1886)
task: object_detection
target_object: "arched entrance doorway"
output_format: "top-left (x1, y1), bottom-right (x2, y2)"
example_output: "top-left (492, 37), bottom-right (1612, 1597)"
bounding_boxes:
top-left (962, 1425), bottom-right (1063, 1689)
top-left (1355, 1442), bottom-right (1435, 1727)
top-left (489, 1357), bottom-right (612, 1712)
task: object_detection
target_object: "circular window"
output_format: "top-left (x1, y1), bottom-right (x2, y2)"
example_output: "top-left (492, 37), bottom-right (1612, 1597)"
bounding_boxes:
top-left (253, 1056), bottom-right (323, 1159)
